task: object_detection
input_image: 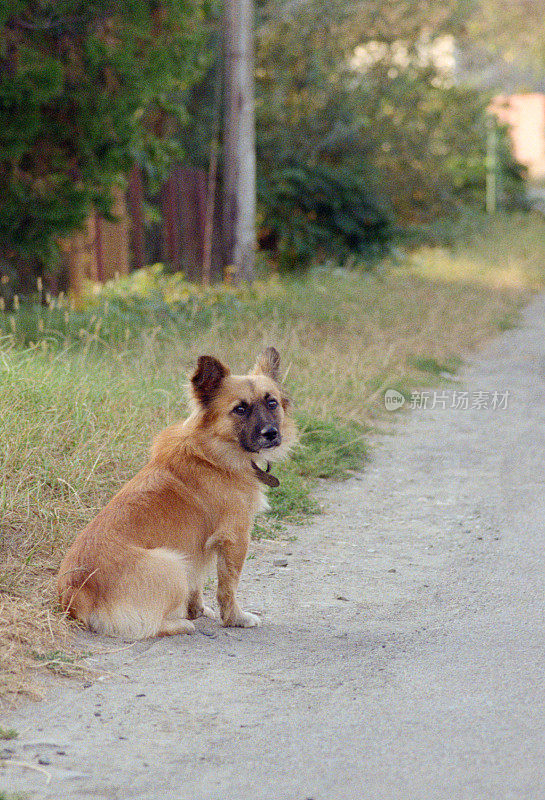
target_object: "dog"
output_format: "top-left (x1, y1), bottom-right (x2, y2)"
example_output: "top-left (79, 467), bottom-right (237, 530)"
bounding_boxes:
top-left (57, 347), bottom-right (296, 640)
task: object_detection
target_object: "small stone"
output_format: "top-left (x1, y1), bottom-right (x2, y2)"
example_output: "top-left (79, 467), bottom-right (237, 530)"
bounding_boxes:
top-left (37, 756), bottom-right (51, 766)
top-left (273, 558), bottom-right (288, 567)
top-left (336, 595), bottom-right (349, 602)
top-left (387, 568), bottom-right (397, 573)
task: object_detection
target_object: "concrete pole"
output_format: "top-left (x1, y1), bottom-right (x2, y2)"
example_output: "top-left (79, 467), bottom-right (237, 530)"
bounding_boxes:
top-left (222, 0), bottom-right (256, 282)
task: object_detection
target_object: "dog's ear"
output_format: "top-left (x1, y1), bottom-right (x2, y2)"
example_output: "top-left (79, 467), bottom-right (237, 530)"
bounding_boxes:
top-left (191, 356), bottom-right (230, 406)
top-left (253, 347), bottom-right (280, 381)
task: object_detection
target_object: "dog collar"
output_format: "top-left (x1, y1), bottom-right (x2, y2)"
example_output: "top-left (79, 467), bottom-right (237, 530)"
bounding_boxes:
top-left (251, 460), bottom-right (280, 488)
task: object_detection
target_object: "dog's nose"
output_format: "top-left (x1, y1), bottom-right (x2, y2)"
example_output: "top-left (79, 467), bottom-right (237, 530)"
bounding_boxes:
top-left (261, 425), bottom-right (279, 442)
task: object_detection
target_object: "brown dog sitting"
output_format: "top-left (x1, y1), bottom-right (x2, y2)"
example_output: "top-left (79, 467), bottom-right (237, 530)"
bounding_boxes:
top-left (57, 347), bottom-right (296, 640)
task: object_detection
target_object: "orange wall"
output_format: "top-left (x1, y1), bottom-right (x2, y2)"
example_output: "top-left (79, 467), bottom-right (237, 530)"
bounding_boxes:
top-left (491, 94), bottom-right (545, 180)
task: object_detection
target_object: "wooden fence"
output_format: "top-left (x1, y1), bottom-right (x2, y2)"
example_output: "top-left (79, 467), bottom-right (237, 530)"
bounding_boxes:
top-left (65, 165), bottom-right (223, 295)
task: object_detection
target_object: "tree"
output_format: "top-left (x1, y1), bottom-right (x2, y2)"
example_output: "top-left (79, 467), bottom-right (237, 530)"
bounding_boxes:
top-left (0, 1), bottom-right (207, 285)
top-left (254, 0), bottom-right (509, 232)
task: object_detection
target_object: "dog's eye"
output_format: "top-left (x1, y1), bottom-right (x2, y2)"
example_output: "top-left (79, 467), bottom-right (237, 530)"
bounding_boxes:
top-left (266, 397), bottom-right (278, 410)
top-left (232, 402), bottom-right (249, 416)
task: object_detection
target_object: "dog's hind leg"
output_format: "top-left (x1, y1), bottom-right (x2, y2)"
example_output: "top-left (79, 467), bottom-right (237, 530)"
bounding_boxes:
top-left (89, 547), bottom-right (193, 640)
top-left (187, 591), bottom-right (216, 620)
top-left (158, 618), bottom-right (195, 635)
top-left (186, 559), bottom-right (216, 620)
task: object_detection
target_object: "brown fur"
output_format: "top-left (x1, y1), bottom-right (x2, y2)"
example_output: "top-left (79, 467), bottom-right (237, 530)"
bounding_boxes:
top-left (57, 348), bottom-right (296, 640)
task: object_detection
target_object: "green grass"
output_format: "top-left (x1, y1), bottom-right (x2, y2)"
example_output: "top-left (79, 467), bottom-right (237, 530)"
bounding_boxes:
top-left (0, 793), bottom-right (29, 800)
top-left (409, 355), bottom-right (462, 376)
top-left (291, 415), bottom-right (368, 480)
top-left (496, 311), bottom-right (520, 331)
top-left (33, 650), bottom-right (76, 664)
top-left (2, 211), bottom-right (545, 697)
top-left (0, 728), bottom-right (18, 741)
top-left (32, 649), bottom-right (85, 676)
top-left (0, 268), bottom-right (286, 349)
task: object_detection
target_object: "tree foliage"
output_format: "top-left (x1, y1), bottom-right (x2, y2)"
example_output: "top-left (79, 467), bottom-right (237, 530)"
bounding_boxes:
top-left (0, 1), bottom-right (207, 271)
top-left (255, 0), bottom-right (522, 238)
top-left (467, 0), bottom-right (545, 65)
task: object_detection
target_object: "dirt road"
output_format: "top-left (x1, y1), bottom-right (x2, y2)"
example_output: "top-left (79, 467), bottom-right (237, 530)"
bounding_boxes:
top-left (3, 293), bottom-right (545, 800)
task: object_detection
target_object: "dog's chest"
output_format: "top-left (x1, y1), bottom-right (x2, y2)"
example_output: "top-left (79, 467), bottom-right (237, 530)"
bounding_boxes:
top-left (223, 484), bottom-right (268, 524)
top-left (257, 489), bottom-right (270, 514)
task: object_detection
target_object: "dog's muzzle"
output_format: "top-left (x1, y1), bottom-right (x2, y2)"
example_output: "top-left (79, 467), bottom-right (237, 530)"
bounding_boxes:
top-left (257, 425), bottom-right (281, 450)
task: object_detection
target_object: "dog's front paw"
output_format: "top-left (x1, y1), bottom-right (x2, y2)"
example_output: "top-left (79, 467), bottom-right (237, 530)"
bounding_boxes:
top-left (202, 605), bottom-right (217, 620)
top-left (224, 610), bottom-right (261, 628)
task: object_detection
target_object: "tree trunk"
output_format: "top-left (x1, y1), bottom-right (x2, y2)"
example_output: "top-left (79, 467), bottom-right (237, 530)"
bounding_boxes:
top-left (222, 0), bottom-right (256, 282)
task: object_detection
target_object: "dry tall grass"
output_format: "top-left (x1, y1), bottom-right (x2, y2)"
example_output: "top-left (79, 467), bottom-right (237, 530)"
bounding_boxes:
top-left (0, 593), bottom-right (84, 702)
top-left (2, 212), bottom-right (545, 700)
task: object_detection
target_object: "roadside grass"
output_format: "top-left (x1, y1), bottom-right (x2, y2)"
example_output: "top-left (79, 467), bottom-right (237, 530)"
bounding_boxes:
top-left (0, 593), bottom-right (89, 702)
top-left (1, 211), bottom-right (545, 700)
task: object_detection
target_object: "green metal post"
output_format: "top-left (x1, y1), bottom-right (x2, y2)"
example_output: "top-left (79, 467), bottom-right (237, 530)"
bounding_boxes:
top-left (486, 114), bottom-right (498, 214)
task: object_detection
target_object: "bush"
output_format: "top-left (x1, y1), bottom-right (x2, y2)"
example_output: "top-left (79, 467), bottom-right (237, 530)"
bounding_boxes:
top-left (258, 160), bottom-right (391, 270)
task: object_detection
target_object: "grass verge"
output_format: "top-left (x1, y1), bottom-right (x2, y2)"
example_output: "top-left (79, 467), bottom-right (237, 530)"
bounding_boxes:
top-left (1, 211), bottom-right (545, 700)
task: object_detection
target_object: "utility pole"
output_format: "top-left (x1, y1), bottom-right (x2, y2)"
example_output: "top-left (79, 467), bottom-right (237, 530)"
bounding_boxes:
top-left (222, 0), bottom-right (256, 282)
